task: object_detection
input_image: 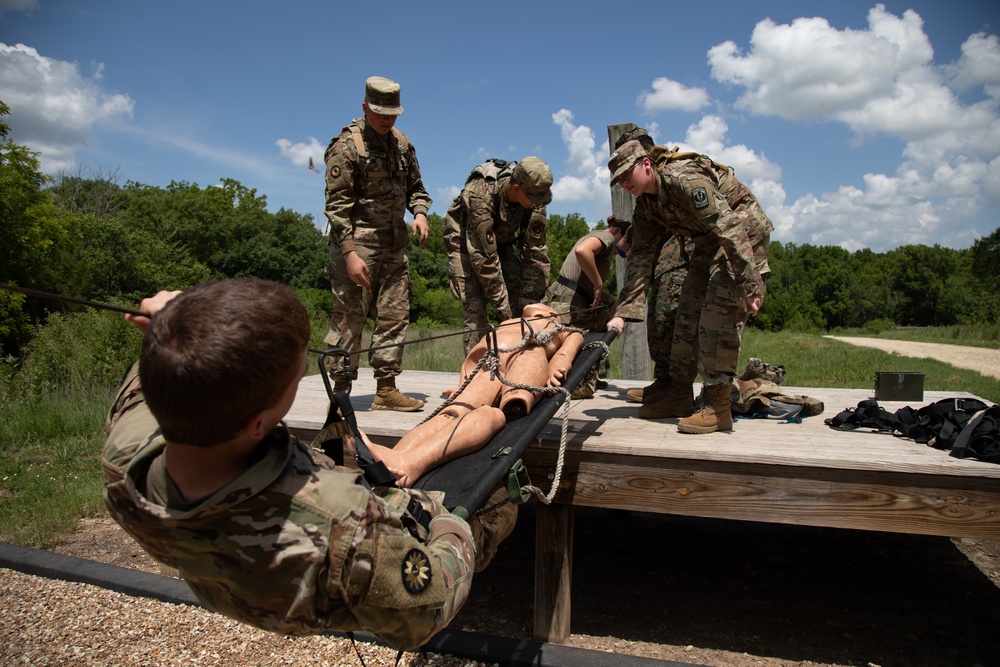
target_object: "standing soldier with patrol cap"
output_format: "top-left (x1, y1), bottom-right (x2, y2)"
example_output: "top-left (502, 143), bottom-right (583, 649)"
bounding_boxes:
top-left (606, 139), bottom-right (772, 434)
top-left (323, 76), bottom-right (430, 411)
top-left (442, 156), bottom-right (554, 354)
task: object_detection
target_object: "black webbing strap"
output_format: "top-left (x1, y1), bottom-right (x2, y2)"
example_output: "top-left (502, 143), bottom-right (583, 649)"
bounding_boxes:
top-left (314, 348), bottom-right (429, 533)
top-left (556, 275), bottom-right (593, 304)
top-left (327, 392), bottom-right (431, 534)
top-left (826, 396), bottom-right (998, 464)
top-left (951, 405), bottom-right (1000, 463)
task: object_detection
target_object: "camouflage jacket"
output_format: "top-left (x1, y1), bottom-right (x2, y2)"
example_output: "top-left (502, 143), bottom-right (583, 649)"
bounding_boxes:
top-left (324, 118), bottom-right (432, 254)
top-left (442, 161), bottom-right (550, 316)
top-left (617, 152), bottom-right (772, 321)
top-left (102, 365), bottom-right (475, 650)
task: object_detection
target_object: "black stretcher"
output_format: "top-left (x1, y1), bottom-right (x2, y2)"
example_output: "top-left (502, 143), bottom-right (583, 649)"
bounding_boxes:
top-left (315, 329), bottom-right (617, 516)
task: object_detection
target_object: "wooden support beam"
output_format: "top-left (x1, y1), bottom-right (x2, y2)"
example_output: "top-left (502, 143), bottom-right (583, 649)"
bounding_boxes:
top-left (607, 123), bottom-right (650, 382)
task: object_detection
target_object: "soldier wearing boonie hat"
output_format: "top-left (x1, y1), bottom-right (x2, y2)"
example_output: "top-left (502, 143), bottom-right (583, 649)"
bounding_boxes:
top-left (610, 126), bottom-right (692, 410)
top-left (605, 127), bottom-right (774, 435)
top-left (442, 155), bottom-right (554, 353)
top-left (322, 76), bottom-right (431, 412)
top-left (608, 140), bottom-right (649, 186)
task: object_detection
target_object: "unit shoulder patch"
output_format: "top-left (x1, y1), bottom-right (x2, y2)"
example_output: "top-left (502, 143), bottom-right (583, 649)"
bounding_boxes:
top-left (401, 548), bottom-right (431, 594)
top-left (692, 187), bottom-right (709, 209)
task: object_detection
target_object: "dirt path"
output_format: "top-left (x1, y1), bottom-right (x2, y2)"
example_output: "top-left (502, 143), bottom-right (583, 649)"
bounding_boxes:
top-left (824, 336), bottom-right (1000, 380)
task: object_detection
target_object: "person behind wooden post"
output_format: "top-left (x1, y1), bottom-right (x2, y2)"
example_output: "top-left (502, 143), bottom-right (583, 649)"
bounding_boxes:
top-left (102, 278), bottom-right (509, 651)
top-left (323, 75), bottom-right (429, 412)
top-left (541, 215), bottom-right (631, 398)
top-left (607, 139), bottom-right (772, 434)
top-left (442, 156), bottom-right (554, 354)
top-left (360, 303), bottom-right (588, 487)
top-left (611, 125), bottom-right (693, 409)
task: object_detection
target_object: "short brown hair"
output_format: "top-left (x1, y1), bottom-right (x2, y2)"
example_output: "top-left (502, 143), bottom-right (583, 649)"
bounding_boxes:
top-left (139, 278), bottom-right (310, 446)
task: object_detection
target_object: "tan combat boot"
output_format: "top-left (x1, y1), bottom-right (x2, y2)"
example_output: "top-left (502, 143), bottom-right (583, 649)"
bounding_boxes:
top-left (677, 383), bottom-right (733, 434)
top-left (372, 377), bottom-right (425, 412)
top-left (626, 376), bottom-right (670, 404)
top-left (638, 383), bottom-right (695, 419)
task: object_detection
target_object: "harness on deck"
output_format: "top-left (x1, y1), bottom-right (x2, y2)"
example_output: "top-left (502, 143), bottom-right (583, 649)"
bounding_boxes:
top-left (825, 396), bottom-right (999, 463)
top-left (311, 348), bottom-right (430, 533)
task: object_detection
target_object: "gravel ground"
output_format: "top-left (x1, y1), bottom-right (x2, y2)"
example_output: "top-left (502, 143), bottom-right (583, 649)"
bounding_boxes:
top-left (0, 567), bottom-right (495, 667)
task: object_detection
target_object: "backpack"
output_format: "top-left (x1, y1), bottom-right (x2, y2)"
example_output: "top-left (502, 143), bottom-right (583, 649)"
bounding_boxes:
top-left (466, 158), bottom-right (515, 186)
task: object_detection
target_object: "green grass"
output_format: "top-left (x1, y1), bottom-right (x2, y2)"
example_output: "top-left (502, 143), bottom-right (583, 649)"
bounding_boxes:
top-left (739, 330), bottom-right (1000, 403)
top-left (2, 327), bottom-right (998, 551)
top-left (0, 386), bottom-right (110, 548)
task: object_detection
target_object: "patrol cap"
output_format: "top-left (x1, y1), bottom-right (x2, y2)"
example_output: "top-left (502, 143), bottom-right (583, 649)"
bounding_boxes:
top-left (613, 125), bottom-right (650, 151)
top-left (512, 156), bottom-right (553, 206)
top-left (608, 140), bottom-right (648, 185)
top-left (364, 76), bottom-right (403, 116)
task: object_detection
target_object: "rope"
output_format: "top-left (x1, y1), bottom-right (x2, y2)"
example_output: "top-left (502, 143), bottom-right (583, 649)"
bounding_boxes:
top-left (516, 338), bottom-right (609, 505)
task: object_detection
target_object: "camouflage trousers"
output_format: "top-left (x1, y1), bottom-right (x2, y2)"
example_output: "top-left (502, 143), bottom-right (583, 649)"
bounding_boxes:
top-left (448, 247), bottom-right (530, 355)
top-left (541, 281), bottom-right (616, 333)
top-left (647, 242), bottom-right (688, 379)
top-left (325, 244), bottom-right (411, 382)
top-left (669, 245), bottom-right (767, 387)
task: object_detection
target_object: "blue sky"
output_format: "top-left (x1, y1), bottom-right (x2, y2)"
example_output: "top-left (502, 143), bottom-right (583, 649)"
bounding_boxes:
top-left (2, 0), bottom-right (998, 253)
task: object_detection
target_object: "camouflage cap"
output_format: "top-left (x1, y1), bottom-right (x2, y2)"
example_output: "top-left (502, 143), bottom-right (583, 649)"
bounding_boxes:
top-left (512, 156), bottom-right (553, 206)
top-left (608, 140), bottom-right (648, 185)
top-left (364, 76), bottom-right (403, 116)
top-left (613, 124), bottom-right (650, 151)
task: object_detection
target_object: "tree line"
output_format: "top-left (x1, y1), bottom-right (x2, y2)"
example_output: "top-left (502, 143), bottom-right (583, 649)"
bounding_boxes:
top-left (2, 100), bottom-right (998, 359)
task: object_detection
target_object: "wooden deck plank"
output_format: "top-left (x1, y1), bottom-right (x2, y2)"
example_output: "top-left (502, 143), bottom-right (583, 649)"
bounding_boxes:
top-left (286, 369), bottom-right (1000, 480)
top-left (285, 368), bottom-right (1000, 644)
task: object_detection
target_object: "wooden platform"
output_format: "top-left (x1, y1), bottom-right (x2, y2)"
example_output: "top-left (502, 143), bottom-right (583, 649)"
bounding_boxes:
top-left (285, 369), bottom-right (1000, 643)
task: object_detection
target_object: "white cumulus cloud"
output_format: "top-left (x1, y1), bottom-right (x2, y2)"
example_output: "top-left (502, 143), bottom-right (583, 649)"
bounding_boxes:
top-left (276, 136), bottom-right (324, 168)
top-left (0, 42), bottom-right (134, 171)
top-left (637, 77), bottom-right (709, 113)
top-left (698, 6), bottom-right (1000, 251)
top-left (549, 109), bottom-right (611, 215)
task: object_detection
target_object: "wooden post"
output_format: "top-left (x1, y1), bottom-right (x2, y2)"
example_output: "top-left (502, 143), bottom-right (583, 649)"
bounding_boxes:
top-left (533, 502), bottom-right (574, 643)
top-left (608, 124), bottom-right (650, 382)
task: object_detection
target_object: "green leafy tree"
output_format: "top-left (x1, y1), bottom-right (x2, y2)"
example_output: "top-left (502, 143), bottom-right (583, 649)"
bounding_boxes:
top-left (544, 213), bottom-right (592, 281)
top-left (0, 101), bottom-right (78, 354)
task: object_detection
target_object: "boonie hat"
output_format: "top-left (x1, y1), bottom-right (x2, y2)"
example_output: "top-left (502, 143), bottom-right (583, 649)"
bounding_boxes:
top-left (608, 140), bottom-right (648, 185)
top-left (512, 156), bottom-right (553, 206)
top-left (613, 124), bottom-right (650, 150)
top-left (364, 76), bottom-right (403, 116)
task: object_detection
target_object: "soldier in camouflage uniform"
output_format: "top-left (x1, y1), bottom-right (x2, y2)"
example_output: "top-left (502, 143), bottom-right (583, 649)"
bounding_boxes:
top-left (103, 279), bottom-right (513, 650)
top-left (613, 126), bottom-right (693, 407)
top-left (607, 140), bottom-right (772, 434)
top-left (442, 156), bottom-right (553, 354)
top-left (324, 76), bottom-right (430, 411)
